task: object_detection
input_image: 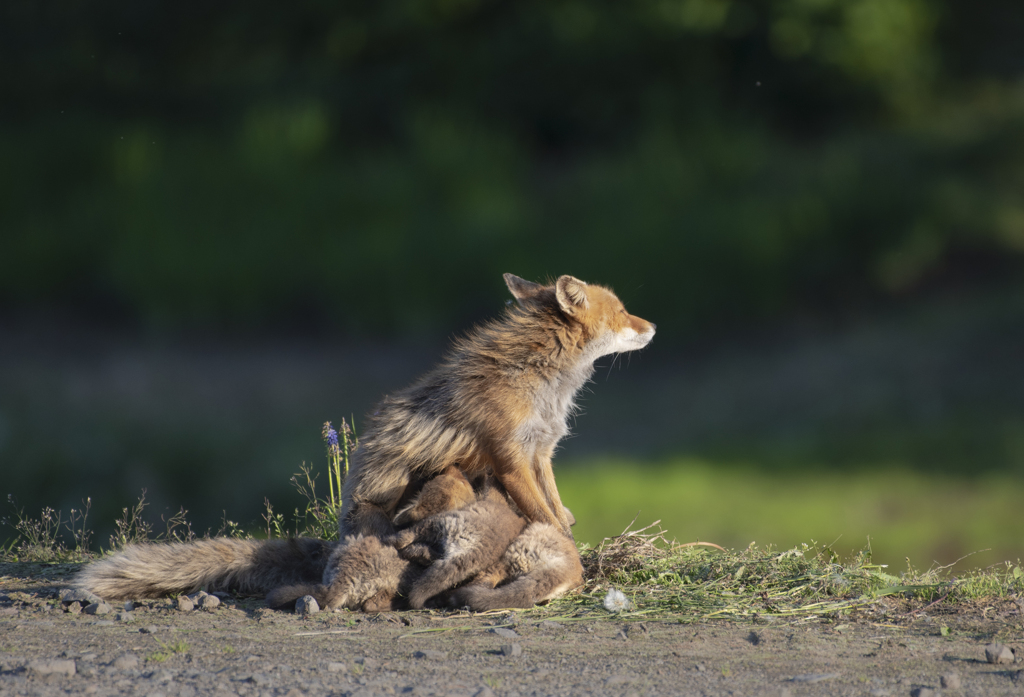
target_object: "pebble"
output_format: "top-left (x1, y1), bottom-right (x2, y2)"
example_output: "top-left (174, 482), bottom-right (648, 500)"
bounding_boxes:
top-left (140, 625), bottom-right (160, 634)
top-left (790, 673), bottom-right (840, 683)
top-left (177, 596), bottom-right (194, 612)
top-left (27, 659), bottom-right (77, 676)
top-left (84, 602), bottom-right (112, 615)
top-left (413, 650), bottom-right (447, 661)
top-left (940, 672), bottom-right (961, 689)
top-left (59, 588), bottom-right (103, 605)
top-left (66, 601), bottom-right (82, 615)
top-left (538, 621), bottom-right (561, 631)
top-left (249, 673), bottom-right (272, 686)
top-left (113, 654), bottom-right (139, 671)
top-left (910, 688), bottom-right (936, 697)
top-left (295, 596), bottom-right (319, 615)
top-left (474, 688), bottom-right (496, 697)
top-left (985, 643), bottom-right (1015, 664)
top-left (489, 627), bottom-right (518, 639)
top-left (499, 643), bottom-right (522, 657)
top-left (116, 611), bottom-right (135, 623)
top-left (355, 657), bottom-right (378, 670)
top-left (123, 600), bottom-right (136, 612)
top-left (198, 594), bottom-right (221, 610)
top-left (326, 662), bottom-right (347, 672)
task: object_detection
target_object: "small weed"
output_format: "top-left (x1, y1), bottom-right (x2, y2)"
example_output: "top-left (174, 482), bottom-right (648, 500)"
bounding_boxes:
top-left (110, 491), bottom-right (154, 550)
top-left (483, 675), bottom-right (502, 690)
top-left (350, 663), bottom-right (364, 677)
top-left (147, 639), bottom-right (190, 663)
top-left (222, 644), bottom-right (236, 653)
top-left (1, 495), bottom-right (93, 562)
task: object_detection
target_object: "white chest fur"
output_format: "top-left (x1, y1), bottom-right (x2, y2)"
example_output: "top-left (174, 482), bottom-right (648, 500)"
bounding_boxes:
top-left (516, 350), bottom-right (598, 448)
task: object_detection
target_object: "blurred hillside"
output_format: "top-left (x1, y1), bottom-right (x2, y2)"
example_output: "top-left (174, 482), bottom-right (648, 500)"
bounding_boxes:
top-left (4, 0), bottom-right (1024, 339)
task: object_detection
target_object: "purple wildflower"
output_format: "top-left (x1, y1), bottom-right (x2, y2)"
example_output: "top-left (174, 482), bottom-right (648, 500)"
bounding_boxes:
top-left (322, 422), bottom-right (340, 452)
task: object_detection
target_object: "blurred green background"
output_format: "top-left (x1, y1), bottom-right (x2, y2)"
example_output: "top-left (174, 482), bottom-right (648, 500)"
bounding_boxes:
top-left (3, 0), bottom-right (1023, 568)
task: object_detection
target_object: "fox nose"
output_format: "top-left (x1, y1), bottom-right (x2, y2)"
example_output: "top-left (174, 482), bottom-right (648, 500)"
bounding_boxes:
top-left (649, 322), bottom-right (657, 331)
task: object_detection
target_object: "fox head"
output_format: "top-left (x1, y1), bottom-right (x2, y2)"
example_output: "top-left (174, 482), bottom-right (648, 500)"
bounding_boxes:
top-left (504, 273), bottom-right (655, 358)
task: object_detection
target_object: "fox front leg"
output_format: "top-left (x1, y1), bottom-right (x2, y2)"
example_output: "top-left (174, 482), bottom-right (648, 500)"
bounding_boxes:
top-left (533, 447), bottom-right (573, 537)
top-left (490, 449), bottom-right (571, 538)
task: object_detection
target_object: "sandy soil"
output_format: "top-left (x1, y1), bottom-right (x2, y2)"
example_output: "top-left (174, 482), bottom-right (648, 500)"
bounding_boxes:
top-left (2, 562), bottom-right (1022, 697)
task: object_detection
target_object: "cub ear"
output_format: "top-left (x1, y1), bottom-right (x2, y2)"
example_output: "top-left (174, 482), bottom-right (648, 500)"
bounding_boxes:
top-left (503, 273), bottom-right (544, 305)
top-left (555, 275), bottom-right (589, 315)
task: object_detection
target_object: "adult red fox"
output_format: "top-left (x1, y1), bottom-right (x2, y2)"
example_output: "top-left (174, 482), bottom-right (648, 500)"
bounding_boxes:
top-left (75, 273), bottom-right (646, 611)
top-left (341, 273), bottom-right (655, 539)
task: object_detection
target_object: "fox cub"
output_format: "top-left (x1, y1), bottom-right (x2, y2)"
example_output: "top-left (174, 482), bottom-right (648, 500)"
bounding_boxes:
top-left (341, 273), bottom-right (655, 539)
top-left (267, 473), bottom-right (582, 612)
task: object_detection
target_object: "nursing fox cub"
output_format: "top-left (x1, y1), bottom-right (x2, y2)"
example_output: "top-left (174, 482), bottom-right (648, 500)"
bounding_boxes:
top-left (75, 274), bottom-right (652, 611)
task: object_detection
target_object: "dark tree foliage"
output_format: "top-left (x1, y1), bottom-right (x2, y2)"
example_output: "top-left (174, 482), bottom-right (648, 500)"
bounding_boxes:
top-left (3, 0), bottom-right (1023, 338)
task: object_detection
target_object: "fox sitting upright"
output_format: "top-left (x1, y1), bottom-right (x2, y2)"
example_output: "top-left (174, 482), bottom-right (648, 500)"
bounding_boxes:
top-left (342, 273), bottom-right (655, 539)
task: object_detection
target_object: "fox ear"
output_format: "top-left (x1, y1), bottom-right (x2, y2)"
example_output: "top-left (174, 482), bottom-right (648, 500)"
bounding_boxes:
top-left (555, 275), bottom-right (589, 315)
top-left (504, 273), bottom-right (543, 304)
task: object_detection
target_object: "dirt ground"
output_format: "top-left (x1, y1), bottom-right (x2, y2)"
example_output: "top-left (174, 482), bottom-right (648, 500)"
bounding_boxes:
top-left (1, 563), bottom-right (1022, 697)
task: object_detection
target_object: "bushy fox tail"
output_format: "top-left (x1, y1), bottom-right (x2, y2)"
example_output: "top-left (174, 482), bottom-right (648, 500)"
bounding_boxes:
top-left (75, 537), bottom-right (333, 601)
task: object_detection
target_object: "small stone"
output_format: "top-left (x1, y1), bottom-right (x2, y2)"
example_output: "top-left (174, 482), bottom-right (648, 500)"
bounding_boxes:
top-left (66, 601), bottom-right (82, 615)
top-left (92, 620), bottom-right (115, 626)
top-left (116, 612), bottom-right (135, 623)
top-left (84, 602), bottom-right (112, 615)
top-left (499, 643), bottom-right (522, 657)
top-left (27, 659), bottom-right (77, 676)
top-left (605, 675), bottom-right (634, 686)
top-left (140, 625), bottom-right (160, 634)
top-left (249, 673), bottom-right (272, 686)
top-left (198, 594), bottom-right (221, 610)
top-left (940, 673), bottom-right (961, 689)
top-left (539, 621), bottom-right (561, 631)
top-left (615, 629), bottom-right (629, 641)
top-left (326, 662), bottom-right (347, 672)
top-left (474, 688), bottom-right (496, 697)
top-left (123, 600), bottom-right (136, 612)
top-left (412, 650), bottom-right (446, 661)
top-left (790, 673), bottom-right (840, 683)
top-left (60, 588), bottom-right (103, 605)
top-left (355, 656), bottom-right (378, 670)
top-left (113, 654), bottom-right (139, 671)
top-left (985, 643), bottom-right (1014, 664)
top-left (627, 623), bottom-right (650, 639)
top-left (295, 595), bottom-right (319, 615)
top-left (176, 596), bottom-right (194, 612)
top-left (490, 627), bottom-right (518, 639)
top-left (910, 688), bottom-right (936, 697)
